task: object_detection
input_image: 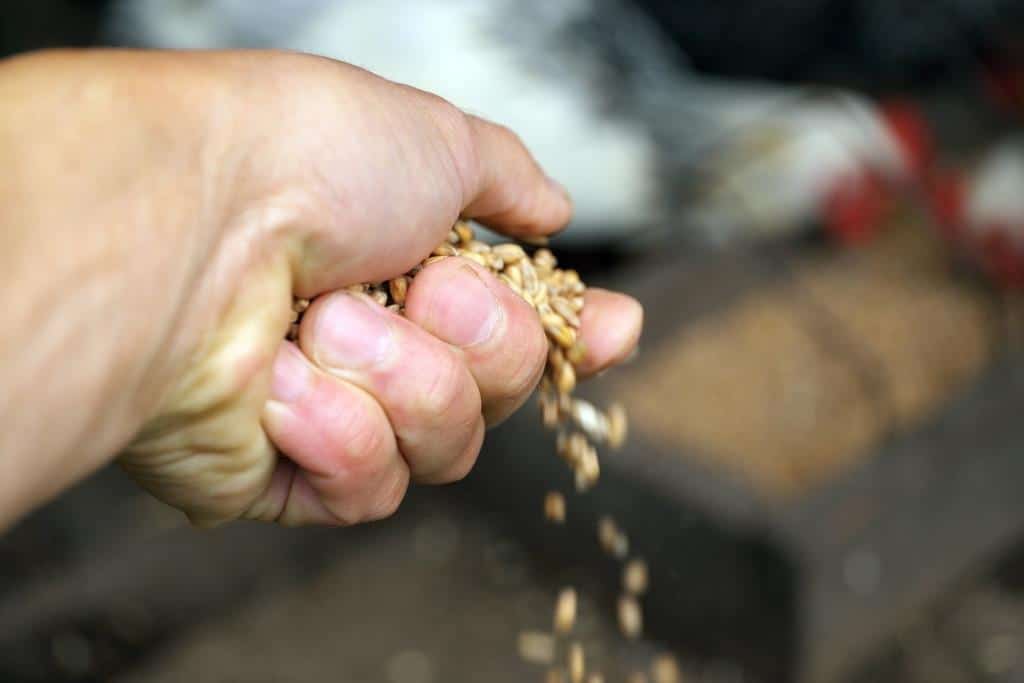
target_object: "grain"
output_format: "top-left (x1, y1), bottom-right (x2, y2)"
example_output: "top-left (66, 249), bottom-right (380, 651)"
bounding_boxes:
top-left (554, 326), bottom-right (579, 350)
top-left (566, 340), bottom-right (588, 365)
top-left (544, 491), bottom-right (566, 524)
top-left (554, 587), bottom-right (577, 634)
top-left (493, 243), bottom-right (527, 264)
top-left (534, 248), bottom-right (557, 271)
top-left (651, 655), bottom-right (682, 683)
top-left (552, 297), bottom-right (581, 328)
top-left (574, 448), bottom-right (600, 493)
top-left (606, 403), bottom-right (628, 449)
top-left (618, 595), bottom-right (643, 639)
top-left (454, 222), bottom-right (474, 243)
top-left (499, 273), bottom-right (524, 297)
top-left (546, 669), bottom-right (567, 683)
top-left (556, 362), bottom-right (577, 394)
top-left (520, 259), bottom-right (540, 296)
top-left (518, 631), bottom-right (556, 665)
top-left (388, 277), bottom-right (409, 305)
top-left (569, 399), bottom-right (608, 444)
top-left (598, 517), bottom-right (628, 558)
top-left (623, 559), bottom-right (649, 596)
top-left (562, 433), bottom-right (588, 467)
top-left (461, 251), bottom-right (490, 267)
top-left (540, 393), bottom-right (561, 428)
top-left (568, 642), bottom-right (585, 683)
top-left (506, 263), bottom-right (524, 288)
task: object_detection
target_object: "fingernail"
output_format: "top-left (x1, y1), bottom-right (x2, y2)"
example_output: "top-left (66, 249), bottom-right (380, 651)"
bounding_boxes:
top-left (272, 344), bottom-right (312, 403)
top-left (426, 265), bottom-right (501, 347)
top-left (314, 293), bottom-right (395, 371)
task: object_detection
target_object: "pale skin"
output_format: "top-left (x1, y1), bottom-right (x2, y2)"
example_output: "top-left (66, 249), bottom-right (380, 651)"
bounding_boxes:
top-left (0, 49), bottom-right (643, 530)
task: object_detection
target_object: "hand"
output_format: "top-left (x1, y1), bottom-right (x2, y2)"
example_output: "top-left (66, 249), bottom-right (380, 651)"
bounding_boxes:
top-left (0, 49), bottom-right (643, 528)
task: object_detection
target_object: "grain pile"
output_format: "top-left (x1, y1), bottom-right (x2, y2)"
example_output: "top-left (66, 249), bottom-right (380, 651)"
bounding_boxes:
top-left (619, 224), bottom-right (996, 499)
top-left (289, 221), bottom-right (676, 682)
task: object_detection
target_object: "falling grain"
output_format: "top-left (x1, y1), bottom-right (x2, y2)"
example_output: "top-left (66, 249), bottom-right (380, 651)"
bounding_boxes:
top-left (623, 559), bottom-right (649, 596)
top-left (518, 631), bottom-right (556, 665)
top-left (554, 587), bottom-right (577, 634)
top-left (544, 491), bottom-right (566, 524)
top-left (618, 595), bottom-right (643, 639)
top-left (568, 642), bottom-right (585, 683)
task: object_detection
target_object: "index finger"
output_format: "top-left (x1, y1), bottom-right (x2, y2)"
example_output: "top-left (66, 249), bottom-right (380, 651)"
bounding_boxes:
top-left (459, 114), bottom-right (574, 239)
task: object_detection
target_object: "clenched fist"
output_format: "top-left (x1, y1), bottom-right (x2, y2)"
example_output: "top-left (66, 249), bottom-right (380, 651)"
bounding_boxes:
top-left (0, 49), bottom-right (642, 529)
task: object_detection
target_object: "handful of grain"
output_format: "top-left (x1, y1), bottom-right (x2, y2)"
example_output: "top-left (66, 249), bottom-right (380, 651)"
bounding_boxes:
top-left (288, 221), bottom-right (624, 493)
top-left (289, 221), bottom-right (673, 681)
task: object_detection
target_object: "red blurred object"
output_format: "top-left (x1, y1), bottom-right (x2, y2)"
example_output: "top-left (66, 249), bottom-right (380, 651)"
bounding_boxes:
top-left (878, 100), bottom-right (935, 179)
top-left (823, 171), bottom-right (890, 246)
top-left (925, 139), bottom-right (1024, 289)
top-left (925, 170), bottom-right (967, 243)
top-left (979, 230), bottom-right (1024, 288)
top-left (821, 100), bottom-right (933, 247)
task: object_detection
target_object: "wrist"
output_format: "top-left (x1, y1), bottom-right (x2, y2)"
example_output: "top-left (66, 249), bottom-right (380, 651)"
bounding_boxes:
top-left (0, 49), bottom-right (246, 525)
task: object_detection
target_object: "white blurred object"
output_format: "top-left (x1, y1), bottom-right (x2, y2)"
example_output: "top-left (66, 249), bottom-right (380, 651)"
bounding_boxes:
top-left (924, 137), bottom-right (1024, 288)
top-left (107, 0), bottom-right (660, 243)
top-left (679, 90), bottom-right (912, 244)
top-left (107, 0), bottom-right (918, 249)
top-left (966, 137), bottom-right (1024, 245)
top-left (109, 0), bottom-right (335, 47)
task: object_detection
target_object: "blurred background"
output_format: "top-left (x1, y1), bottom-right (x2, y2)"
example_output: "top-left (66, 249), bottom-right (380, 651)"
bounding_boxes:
top-left (3, 1), bottom-right (1024, 681)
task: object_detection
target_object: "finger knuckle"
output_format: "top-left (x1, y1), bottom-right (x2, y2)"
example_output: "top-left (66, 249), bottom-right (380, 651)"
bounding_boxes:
top-left (418, 353), bottom-right (478, 425)
top-left (490, 120), bottom-right (526, 150)
top-left (366, 469), bottom-right (409, 521)
top-left (333, 400), bottom-right (392, 480)
top-left (424, 97), bottom-right (477, 197)
top-left (446, 427), bottom-right (484, 483)
top-left (501, 322), bottom-right (548, 401)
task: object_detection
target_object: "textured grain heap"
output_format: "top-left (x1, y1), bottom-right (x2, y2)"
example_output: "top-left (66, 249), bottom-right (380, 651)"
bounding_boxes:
top-left (289, 221), bottom-right (677, 682)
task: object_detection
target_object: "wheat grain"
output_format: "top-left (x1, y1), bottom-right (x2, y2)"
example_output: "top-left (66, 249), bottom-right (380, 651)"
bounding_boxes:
top-left (623, 559), bottom-right (648, 596)
top-left (544, 491), bottom-right (567, 524)
top-left (618, 595), bottom-right (643, 640)
top-left (518, 631), bottom-right (557, 665)
top-left (568, 642), bottom-right (585, 683)
top-left (554, 587), bottom-right (578, 634)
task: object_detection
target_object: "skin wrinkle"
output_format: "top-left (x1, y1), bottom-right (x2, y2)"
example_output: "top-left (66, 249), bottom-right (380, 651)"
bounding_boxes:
top-left (413, 91), bottom-right (477, 213)
top-left (142, 57), bottom-right (290, 407)
top-left (495, 340), bottom-right (548, 407)
top-left (321, 387), bottom-right (392, 483)
top-left (270, 460), bottom-right (298, 524)
top-left (413, 348), bottom-right (475, 425)
top-left (3, 243), bottom-right (138, 483)
top-left (138, 168), bottom-right (267, 422)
